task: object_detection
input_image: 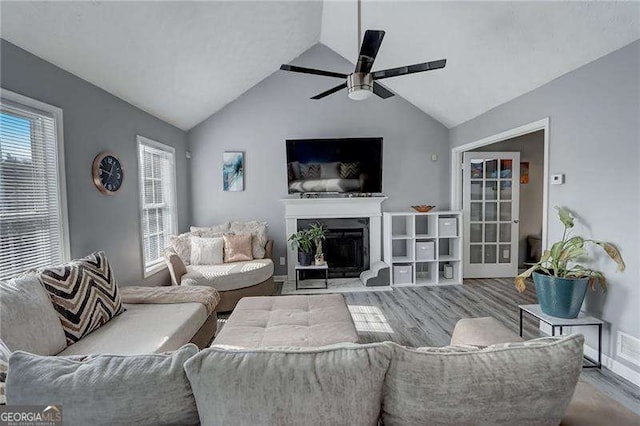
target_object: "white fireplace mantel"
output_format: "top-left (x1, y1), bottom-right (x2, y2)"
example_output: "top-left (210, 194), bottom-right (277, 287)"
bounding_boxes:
top-left (281, 196), bottom-right (387, 280)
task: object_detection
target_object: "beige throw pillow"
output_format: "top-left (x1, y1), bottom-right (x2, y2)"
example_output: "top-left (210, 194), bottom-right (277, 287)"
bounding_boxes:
top-left (190, 237), bottom-right (224, 265)
top-left (223, 234), bottom-right (253, 263)
top-left (229, 220), bottom-right (268, 259)
top-left (169, 232), bottom-right (193, 264)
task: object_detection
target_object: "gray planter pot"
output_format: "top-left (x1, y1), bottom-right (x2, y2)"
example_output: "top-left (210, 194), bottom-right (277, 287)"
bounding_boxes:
top-left (533, 272), bottom-right (589, 319)
top-left (298, 251), bottom-right (313, 266)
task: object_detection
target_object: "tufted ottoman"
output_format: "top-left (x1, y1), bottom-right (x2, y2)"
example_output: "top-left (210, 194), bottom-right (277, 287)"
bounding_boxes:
top-left (211, 295), bottom-right (359, 348)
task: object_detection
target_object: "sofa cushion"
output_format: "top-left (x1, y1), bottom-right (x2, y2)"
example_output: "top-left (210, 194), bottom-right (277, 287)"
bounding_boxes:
top-left (58, 302), bottom-right (207, 356)
top-left (190, 236), bottom-right (224, 265)
top-left (40, 252), bottom-right (126, 346)
top-left (184, 342), bottom-right (392, 426)
top-left (212, 294), bottom-right (359, 348)
top-left (6, 344), bottom-right (199, 426)
top-left (229, 220), bottom-right (268, 259)
top-left (451, 316), bottom-right (524, 346)
top-left (0, 274), bottom-right (67, 355)
top-left (182, 258), bottom-right (274, 292)
top-left (382, 335), bottom-right (584, 426)
top-left (190, 222), bottom-right (230, 237)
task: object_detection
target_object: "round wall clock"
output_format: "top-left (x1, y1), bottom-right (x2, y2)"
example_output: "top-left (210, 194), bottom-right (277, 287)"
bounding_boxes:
top-left (92, 152), bottom-right (124, 195)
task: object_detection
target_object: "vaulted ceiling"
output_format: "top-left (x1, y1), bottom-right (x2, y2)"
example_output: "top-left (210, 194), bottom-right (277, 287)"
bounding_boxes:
top-left (1, 1), bottom-right (639, 130)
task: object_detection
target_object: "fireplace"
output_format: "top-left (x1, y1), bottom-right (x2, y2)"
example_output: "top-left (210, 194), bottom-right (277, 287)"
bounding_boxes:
top-left (282, 196), bottom-right (386, 281)
top-left (298, 218), bottom-right (370, 278)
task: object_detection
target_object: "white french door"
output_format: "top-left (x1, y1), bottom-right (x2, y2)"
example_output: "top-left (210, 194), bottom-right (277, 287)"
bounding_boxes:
top-left (463, 152), bottom-right (520, 278)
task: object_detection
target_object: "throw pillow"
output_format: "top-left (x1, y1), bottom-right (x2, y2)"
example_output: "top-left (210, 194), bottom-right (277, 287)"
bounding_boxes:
top-left (290, 161), bottom-right (301, 180)
top-left (223, 234), bottom-right (253, 263)
top-left (190, 236), bottom-right (224, 265)
top-left (229, 220), bottom-right (268, 258)
top-left (163, 248), bottom-right (188, 286)
top-left (320, 162), bottom-right (340, 179)
top-left (184, 343), bottom-right (393, 426)
top-left (287, 163), bottom-right (295, 182)
top-left (190, 222), bottom-right (230, 237)
top-left (340, 162), bottom-right (360, 179)
top-left (300, 163), bottom-right (321, 179)
top-left (39, 252), bottom-right (126, 346)
top-left (6, 344), bottom-right (200, 425)
top-left (169, 232), bottom-right (193, 264)
top-left (382, 336), bottom-right (584, 425)
top-left (0, 273), bottom-right (67, 356)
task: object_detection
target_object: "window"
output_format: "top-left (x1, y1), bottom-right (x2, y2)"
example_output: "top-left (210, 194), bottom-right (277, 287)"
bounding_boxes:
top-left (0, 91), bottom-right (69, 280)
top-left (137, 136), bottom-right (177, 276)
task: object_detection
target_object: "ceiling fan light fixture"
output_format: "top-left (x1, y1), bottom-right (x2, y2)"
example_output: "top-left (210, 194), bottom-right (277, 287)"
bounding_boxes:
top-left (347, 73), bottom-right (373, 101)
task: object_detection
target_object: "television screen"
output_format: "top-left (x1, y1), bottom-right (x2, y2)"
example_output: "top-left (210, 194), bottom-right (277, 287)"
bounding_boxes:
top-left (286, 138), bottom-right (383, 194)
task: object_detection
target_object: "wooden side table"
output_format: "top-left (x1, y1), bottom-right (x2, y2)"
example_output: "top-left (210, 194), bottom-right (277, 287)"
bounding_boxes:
top-left (518, 304), bottom-right (603, 369)
top-left (295, 264), bottom-right (329, 290)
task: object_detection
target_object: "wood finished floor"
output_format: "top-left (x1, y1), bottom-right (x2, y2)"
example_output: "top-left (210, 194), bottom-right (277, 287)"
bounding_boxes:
top-left (223, 278), bottom-right (640, 415)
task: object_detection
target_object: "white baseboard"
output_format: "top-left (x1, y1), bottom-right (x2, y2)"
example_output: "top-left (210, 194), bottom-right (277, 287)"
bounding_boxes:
top-left (539, 321), bottom-right (640, 387)
top-left (582, 344), bottom-right (640, 388)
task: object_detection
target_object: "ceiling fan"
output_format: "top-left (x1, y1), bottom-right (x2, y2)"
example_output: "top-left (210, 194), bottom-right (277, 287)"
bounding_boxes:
top-left (279, 1), bottom-right (446, 101)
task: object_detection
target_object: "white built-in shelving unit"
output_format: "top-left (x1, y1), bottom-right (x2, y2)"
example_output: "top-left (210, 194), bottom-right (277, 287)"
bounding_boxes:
top-left (383, 211), bottom-right (463, 286)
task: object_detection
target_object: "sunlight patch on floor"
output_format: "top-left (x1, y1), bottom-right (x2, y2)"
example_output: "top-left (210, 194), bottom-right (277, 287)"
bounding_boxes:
top-left (348, 305), bottom-right (394, 334)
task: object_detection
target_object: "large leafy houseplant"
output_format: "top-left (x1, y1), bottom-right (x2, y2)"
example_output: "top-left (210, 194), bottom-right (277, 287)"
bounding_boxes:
top-left (288, 229), bottom-right (314, 266)
top-left (515, 207), bottom-right (625, 318)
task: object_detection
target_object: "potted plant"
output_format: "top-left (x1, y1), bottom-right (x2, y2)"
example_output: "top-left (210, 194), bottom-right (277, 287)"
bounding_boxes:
top-left (288, 230), bottom-right (314, 266)
top-left (515, 207), bottom-right (625, 318)
top-left (308, 223), bottom-right (327, 266)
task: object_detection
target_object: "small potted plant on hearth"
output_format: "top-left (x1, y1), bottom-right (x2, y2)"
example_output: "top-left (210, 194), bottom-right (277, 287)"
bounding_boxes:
top-left (288, 229), bottom-right (314, 266)
top-left (308, 223), bottom-right (327, 266)
top-left (515, 207), bottom-right (625, 318)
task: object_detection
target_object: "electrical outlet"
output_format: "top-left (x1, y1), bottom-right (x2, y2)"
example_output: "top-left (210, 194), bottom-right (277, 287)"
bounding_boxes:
top-left (279, 257), bottom-right (286, 266)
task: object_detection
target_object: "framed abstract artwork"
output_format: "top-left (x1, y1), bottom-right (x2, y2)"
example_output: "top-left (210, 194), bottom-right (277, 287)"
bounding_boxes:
top-left (223, 151), bottom-right (244, 191)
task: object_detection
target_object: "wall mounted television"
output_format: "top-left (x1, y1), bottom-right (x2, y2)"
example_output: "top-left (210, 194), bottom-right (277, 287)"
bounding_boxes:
top-left (286, 138), bottom-right (383, 194)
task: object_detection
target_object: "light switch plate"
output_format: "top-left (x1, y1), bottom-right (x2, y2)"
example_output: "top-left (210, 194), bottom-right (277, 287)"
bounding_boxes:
top-left (551, 174), bottom-right (565, 185)
top-left (279, 257), bottom-right (286, 266)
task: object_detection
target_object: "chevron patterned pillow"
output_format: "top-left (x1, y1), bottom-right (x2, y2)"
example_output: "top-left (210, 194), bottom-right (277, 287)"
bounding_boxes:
top-left (40, 252), bottom-right (125, 346)
top-left (340, 162), bottom-right (360, 179)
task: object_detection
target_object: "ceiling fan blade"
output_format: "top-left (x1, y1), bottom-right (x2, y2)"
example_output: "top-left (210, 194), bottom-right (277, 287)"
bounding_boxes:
top-left (372, 59), bottom-right (446, 80)
top-left (373, 82), bottom-right (394, 99)
top-left (355, 30), bottom-right (385, 73)
top-left (280, 64), bottom-right (348, 79)
top-left (311, 82), bottom-right (348, 100)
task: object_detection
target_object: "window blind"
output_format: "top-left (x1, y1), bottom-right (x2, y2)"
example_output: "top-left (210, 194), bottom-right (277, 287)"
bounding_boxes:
top-left (0, 99), bottom-right (66, 280)
top-left (137, 137), bottom-right (177, 275)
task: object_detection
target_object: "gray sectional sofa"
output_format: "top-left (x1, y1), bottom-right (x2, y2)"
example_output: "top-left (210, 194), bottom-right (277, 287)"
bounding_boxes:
top-left (5, 323), bottom-right (585, 425)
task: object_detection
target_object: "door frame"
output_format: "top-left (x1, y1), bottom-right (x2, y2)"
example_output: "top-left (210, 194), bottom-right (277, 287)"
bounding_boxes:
top-left (451, 117), bottom-right (550, 252)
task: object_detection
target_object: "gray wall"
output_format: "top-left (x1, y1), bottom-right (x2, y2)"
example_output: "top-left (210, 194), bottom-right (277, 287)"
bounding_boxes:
top-left (450, 40), bottom-right (640, 372)
top-left (188, 43), bottom-right (450, 275)
top-left (0, 39), bottom-right (190, 287)
top-left (474, 130), bottom-right (544, 266)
